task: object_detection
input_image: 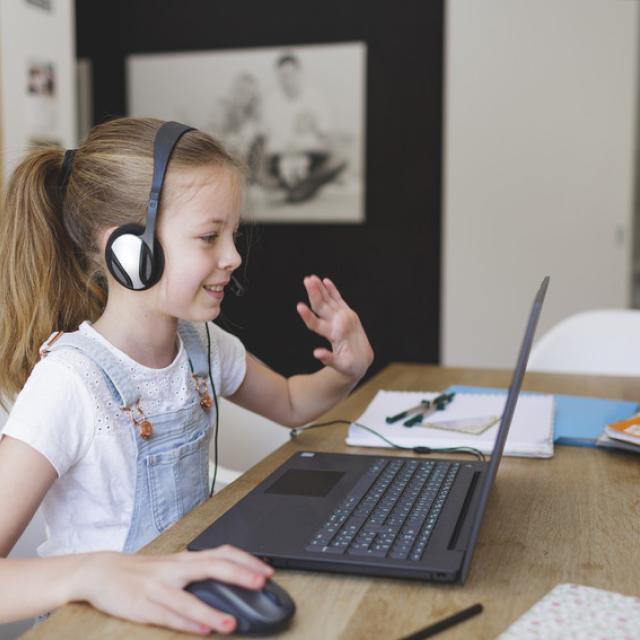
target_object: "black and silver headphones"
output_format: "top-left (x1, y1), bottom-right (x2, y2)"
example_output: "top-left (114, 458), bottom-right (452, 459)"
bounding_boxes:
top-left (105, 121), bottom-right (194, 291)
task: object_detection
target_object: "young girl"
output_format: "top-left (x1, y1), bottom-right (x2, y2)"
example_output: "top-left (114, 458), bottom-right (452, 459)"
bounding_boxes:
top-left (0, 117), bottom-right (373, 635)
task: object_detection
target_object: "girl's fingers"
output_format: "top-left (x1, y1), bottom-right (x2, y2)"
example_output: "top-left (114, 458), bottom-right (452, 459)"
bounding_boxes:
top-left (205, 545), bottom-right (274, 577)
top-left (151, 586), bottom-right (236, 636)
top-left (297, 303), bottom-right (330, 337)
top-left (313, 348), bottom-right (335, 367)
top-left (305, 275), bottom-right (335, 314)
top-left (138, 599), bottom-right (218, 636)
top-left (323, 278), bottom-right (345, 305)
top-left (181, 557), bottom-right (268, 591)
top-left (304, 276), bottom-right (325, 314)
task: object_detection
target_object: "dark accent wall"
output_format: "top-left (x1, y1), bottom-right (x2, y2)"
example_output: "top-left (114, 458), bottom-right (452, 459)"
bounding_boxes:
top-left (76, 0), bottom-right (444, 380)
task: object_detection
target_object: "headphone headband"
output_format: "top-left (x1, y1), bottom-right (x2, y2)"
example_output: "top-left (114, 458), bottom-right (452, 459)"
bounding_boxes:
top-left (105, 121), bottom-right (195, 291)
top-left (142, 122), bottom-right (194, 249)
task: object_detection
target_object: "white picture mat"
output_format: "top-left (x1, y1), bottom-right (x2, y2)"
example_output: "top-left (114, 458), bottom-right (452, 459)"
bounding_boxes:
top-left (127, 42), bottom-right (366, 223)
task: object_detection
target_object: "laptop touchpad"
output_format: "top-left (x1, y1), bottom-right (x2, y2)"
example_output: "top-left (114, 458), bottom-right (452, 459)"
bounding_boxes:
top-left (264, 469), bottom-right (345, 498)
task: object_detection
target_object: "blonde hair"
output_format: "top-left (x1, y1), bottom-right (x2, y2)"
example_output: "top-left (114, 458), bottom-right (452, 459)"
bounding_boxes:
top-left (0, 117), bottom-right (243, 406)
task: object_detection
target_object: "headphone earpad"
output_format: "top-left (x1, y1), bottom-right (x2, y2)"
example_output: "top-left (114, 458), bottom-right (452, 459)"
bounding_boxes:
top-left (105, 223), bottom-right (164, 291)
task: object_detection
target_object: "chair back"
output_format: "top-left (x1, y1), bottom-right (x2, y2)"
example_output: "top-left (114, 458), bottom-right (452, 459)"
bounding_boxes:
top-left (528, 309), bottom-right (640, 376)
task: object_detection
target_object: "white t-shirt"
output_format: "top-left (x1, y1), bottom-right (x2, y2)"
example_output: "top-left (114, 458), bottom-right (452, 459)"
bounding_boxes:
top-left (1, 321), bottom-right (246, 557)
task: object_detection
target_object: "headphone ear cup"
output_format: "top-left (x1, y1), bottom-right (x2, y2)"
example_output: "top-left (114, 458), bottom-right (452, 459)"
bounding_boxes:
top-left (106, 223), bottom-right (164, 291)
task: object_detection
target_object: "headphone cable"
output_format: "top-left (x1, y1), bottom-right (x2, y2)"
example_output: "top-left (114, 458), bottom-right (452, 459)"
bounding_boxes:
top-left (206, 323), bottom-right (220, 497)
top-left (290, 420), bottom-right (485, 462)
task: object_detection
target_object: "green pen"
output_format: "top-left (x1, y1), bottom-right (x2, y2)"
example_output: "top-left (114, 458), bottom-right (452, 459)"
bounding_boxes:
top-left (386, 400), bottom-right (431, 424)
top-left (403, 392), bottom-right (456, 427)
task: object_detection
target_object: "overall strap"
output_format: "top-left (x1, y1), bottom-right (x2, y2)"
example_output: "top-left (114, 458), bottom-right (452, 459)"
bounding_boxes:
top-left (177, 321), bottom-right (210, 378)
top-left (40, 331), bottom-right (140, 409)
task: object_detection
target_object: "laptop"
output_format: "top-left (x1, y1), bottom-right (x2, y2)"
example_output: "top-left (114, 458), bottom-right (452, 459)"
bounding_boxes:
top-left (189, 277), bottom-right (549, 583)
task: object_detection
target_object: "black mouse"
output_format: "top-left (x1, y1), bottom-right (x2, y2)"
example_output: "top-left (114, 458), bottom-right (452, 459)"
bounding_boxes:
top-left (185, 578), bottom-right (296, 636)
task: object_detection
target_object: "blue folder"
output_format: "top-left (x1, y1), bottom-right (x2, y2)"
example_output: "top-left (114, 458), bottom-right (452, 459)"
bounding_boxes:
top-left (447, 385), bottom-right (638, 448)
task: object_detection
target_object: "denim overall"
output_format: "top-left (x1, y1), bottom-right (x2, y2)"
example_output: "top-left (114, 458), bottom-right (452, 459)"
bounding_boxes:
top-left (42, 320), bottom-right (213, 553)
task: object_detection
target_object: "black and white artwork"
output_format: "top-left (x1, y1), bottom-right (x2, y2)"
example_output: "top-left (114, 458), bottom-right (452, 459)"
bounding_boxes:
top-left (127, 42), bottom-right (366, 223)
top-left (26, 59), bottom-right (58, 143)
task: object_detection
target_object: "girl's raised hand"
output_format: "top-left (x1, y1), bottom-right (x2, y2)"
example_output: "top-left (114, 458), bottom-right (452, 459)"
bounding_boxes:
top-left (77, 545), bottom-right (274, 635)
top-left (296, 275), bottom-right (374, 381)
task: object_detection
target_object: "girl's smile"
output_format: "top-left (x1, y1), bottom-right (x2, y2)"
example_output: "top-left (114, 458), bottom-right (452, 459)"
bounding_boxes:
top-left (203, 280), bottom-right (230, 300)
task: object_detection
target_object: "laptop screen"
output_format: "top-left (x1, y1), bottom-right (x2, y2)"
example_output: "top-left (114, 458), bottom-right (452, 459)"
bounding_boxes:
top-left (460, 276), bottom-right (549, 582)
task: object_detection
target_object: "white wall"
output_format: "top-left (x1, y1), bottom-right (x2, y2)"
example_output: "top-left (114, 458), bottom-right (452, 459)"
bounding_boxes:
top-left (0, 0), bottom-right (76, 180)
top-left (442, 0), bottom-right (639, 367)
top-left (0, 2), bottom-right (75, 637)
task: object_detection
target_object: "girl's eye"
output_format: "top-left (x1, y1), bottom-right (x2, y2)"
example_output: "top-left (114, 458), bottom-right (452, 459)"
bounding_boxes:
top-left (201, 234), bottom-right (218, 244)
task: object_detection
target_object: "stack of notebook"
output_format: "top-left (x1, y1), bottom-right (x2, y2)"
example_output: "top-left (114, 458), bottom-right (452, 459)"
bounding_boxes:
top-left (596, 413), bottom-right (640, 453)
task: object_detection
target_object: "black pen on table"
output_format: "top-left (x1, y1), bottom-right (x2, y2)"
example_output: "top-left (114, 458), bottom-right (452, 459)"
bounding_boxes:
top-left (397, 603), bottom-right (483, 640)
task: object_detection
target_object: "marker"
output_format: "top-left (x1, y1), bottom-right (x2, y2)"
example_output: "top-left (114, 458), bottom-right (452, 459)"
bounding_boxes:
top-left (385, 400), bottom-right (431, 424)
top-left (403, 392), bottom-right (456, 428)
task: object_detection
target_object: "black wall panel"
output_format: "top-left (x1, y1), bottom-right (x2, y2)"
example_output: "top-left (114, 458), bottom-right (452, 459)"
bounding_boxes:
top-left (76, 0), bottom-right (444, 380)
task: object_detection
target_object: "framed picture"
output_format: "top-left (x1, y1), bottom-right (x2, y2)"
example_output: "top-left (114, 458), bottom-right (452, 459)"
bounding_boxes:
top-left (127, 42), bottom-right (366, 223)
top-left (26, 60), bottom-right (58, 139)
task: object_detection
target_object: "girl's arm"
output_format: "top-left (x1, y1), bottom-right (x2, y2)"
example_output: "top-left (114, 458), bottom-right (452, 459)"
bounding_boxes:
top-left (0, 436), bottom-right (273, 635)
top-left (228, 275), bottom-right (374, 427)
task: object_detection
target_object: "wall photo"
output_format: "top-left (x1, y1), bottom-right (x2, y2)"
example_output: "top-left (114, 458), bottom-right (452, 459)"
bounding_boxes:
top-left (127, 42), bottom-right (366, 224)
top-left (26, 59), bottom-right (59, 143)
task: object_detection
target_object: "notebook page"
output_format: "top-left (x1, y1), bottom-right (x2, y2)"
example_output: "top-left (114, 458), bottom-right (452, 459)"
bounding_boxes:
top-left (346, 390), bottom-right (554, 458)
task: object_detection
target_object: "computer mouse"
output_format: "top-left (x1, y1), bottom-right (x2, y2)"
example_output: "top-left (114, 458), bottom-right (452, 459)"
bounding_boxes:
top-left (185, 578), bottom-right (296, 636)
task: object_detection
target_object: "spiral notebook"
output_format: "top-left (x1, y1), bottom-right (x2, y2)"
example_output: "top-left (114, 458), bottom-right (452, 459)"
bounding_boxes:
top-left (346, 390), bottom-right (555, 458)
top-left (498, 583), bottom-right (640, 639)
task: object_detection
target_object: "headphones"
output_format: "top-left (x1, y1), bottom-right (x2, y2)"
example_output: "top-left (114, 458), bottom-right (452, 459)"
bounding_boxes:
top-left (105, 121), bottom-right (194, 291)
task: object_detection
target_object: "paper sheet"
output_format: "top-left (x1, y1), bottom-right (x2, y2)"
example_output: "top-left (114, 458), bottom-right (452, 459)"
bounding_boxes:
top-left (346, 390), bottom-right (554, 458)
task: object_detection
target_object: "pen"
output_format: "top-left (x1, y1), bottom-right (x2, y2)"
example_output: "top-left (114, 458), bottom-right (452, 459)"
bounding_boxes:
top-left (403, 392), bottom-right (456, 427)
top-left (397, 603), bottom-right (483, 640)
top-left (386, 400), bottom-right (431, 424)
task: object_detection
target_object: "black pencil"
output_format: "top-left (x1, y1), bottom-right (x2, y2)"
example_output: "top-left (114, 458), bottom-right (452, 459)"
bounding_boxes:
top-left (397, 603), bottom-right (483, 640)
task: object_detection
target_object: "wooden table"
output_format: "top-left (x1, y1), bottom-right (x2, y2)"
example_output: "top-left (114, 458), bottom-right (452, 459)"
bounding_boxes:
top-left (22, 364), bottom-right (640, 639)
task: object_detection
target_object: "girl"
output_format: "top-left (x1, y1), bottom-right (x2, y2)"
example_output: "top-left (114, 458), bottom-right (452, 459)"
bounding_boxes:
top-left (0, 117), bottom-right (374, 635)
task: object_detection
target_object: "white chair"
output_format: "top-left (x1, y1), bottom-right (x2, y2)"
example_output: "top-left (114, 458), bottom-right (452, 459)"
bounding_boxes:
top-left (528, 309), bottom-right (640, 376)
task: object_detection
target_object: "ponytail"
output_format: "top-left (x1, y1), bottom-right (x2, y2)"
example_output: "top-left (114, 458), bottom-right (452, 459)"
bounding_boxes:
top-left (0, 147), bottom-right (106, 406)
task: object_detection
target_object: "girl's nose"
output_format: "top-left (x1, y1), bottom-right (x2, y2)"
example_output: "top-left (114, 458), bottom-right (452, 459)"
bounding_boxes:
top-left (220, 237), bottom-right (242, 271)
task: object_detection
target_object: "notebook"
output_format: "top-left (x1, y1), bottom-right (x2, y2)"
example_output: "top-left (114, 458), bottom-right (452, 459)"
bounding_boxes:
top-left (498, 583), bottom-right (640, 639)
top-left (604, 414), bottom-right (640, 447)
top-left (346, 390), bottom-right (554, 458)
top-left (596, 432), bottom-right (640, 454)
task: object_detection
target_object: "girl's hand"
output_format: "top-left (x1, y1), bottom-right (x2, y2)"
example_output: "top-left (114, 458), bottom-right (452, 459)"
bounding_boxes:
top-left (297, 275), bottom-right (374, 381)
top-left (75, 545), bottom-right (274, 636)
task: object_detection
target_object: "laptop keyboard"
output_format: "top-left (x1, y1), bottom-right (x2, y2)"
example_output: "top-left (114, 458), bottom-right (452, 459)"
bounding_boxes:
top-left (305, 458), bottom-right (460, 561)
